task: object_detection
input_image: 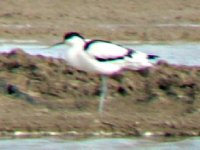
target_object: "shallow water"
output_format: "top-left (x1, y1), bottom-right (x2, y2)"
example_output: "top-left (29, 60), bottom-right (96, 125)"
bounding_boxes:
top-left (1, 41), bottom-right (200, 66)
top-left (0, 137), bottom-right (200, 150)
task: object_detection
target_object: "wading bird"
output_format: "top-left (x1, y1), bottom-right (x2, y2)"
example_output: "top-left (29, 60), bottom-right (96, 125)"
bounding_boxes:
top-left (52, 32), bottom-right (158, 113)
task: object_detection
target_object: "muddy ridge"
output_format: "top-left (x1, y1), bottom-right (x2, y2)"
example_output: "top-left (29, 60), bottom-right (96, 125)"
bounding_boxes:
top-left (0, 49), bottom-right (200, 137)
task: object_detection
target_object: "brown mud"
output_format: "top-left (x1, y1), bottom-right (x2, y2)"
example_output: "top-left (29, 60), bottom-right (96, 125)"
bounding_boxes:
top-left (0, 49), bottom-right (200, 138)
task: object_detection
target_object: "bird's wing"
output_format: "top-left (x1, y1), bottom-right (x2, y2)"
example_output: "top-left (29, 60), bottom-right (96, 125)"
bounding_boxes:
top-left (84, 40), bottom-right (134, 61)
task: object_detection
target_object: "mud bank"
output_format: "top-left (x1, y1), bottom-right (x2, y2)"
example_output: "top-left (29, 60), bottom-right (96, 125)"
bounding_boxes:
top-left (0, 49), bottom-right (199, 138)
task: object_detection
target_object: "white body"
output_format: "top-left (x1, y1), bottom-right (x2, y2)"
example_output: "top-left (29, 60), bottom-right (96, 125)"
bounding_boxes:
top-left (54, 32), bottom-right (157, 113)
top-left (63, 37), bottom-right (153, 75)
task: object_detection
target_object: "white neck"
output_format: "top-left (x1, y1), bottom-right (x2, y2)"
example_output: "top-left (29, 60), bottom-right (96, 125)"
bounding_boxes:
top-left (65, 37), bottom-right (85, 49)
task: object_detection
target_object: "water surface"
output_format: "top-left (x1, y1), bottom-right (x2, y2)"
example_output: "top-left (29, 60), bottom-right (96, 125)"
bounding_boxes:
top-left (0, 137), bottom-right (200, 150)
top-left (1, 42), bottom-right (200, 66)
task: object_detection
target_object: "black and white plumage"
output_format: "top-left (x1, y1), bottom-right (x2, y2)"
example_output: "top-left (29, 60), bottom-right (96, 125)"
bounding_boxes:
top-left (84, 40), bottom-right (134, 62)
top-left (52, 32), bottom-right (158, 113)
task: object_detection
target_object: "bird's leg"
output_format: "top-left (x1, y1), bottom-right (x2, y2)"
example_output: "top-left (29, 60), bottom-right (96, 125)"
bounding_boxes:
top-left (98, 75), bottom-right (108, 113)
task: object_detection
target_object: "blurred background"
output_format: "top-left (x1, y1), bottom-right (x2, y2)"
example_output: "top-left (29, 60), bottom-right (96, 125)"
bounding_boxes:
top-left (1, 0), bottom-right (200, 42)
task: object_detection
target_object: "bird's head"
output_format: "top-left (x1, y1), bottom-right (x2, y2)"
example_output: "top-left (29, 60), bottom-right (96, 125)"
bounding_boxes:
top-left (63, 32), bottom-right (85, 46)
top-left (51, 32), bottom-right (85, 47)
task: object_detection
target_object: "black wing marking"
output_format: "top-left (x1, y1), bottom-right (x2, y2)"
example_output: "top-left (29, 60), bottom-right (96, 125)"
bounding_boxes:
top-left (84, 40), bottom-right (135, 62)
top-left (84, 40), bottom-right (112, 50)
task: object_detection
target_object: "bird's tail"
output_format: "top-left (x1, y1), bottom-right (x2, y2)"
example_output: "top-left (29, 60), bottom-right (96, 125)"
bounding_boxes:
top-left (124, 52), bottom-right (159, 71)
top-left (147, 54), bottom-right (159, 60)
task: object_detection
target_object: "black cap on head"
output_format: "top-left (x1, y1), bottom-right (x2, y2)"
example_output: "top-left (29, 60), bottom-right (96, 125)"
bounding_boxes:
top-left (63, 32), bottom-right (84, 40)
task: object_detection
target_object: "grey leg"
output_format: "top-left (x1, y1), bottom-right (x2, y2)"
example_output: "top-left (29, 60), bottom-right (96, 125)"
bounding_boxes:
top-left (98, 75), bottom-right (108, 113)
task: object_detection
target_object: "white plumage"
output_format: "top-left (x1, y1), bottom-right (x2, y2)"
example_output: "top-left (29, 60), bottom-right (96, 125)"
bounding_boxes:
top-left (85, 40), bottom-right (130, 59)
top-left (52, 32), bottom-right (158, 113)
